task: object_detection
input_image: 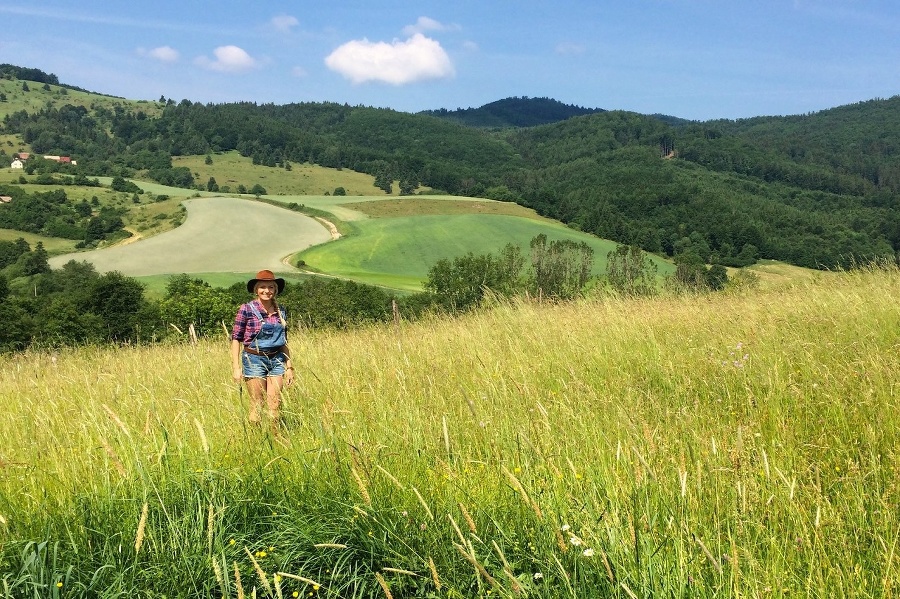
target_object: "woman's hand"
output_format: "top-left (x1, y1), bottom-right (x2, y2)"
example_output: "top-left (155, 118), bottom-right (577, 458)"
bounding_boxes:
top-left (284, 368), bottom-right (295, 386)
top-left (232, 366), bottom-right (243, 384)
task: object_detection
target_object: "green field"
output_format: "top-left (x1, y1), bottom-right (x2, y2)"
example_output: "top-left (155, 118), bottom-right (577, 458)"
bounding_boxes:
top-left (297, 213), bottom-right (675, 290)
top-left (0, 228), bottom-right (79, 253)
top-left (1, 266), bottom-right (896, 597)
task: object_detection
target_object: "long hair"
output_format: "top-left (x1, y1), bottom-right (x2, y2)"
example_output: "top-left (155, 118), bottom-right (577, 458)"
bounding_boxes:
top-left (252, 283), bottom-right (287, 327)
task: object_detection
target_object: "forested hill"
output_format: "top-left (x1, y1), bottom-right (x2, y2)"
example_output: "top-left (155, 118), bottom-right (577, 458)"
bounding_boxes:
top-left (419, 97), bottom-right (605, 128)
top-left (0, 63), bottom-right (113, 96)
top-left (1, 65), bottom-right (898, 269)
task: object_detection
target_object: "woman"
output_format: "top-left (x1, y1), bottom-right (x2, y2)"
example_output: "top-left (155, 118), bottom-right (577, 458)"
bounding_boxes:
top-left (231, 270), bottom-right (295, 429)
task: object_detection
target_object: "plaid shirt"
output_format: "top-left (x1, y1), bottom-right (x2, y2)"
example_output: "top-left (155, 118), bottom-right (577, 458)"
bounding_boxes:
top-left (231, 300), bottom-right (286, 345)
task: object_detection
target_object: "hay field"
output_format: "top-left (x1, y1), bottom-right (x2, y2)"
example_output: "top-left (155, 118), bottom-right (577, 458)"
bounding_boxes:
top-left (47, 196), bottom-right (330, 275)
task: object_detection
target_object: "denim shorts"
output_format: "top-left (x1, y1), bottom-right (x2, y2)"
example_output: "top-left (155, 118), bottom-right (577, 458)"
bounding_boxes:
top-left (242, 351), bottom-right (287, 378)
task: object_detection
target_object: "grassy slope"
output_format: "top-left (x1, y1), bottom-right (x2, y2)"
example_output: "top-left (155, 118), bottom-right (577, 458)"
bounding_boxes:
top-left (0, 77), bottom-right (162, 122)
top-left (298, 212), bottom-right (674, 290)
top-left (0, 267), bottom-right (896, 596)
top-left (172, 151), bottom-right (395, 197)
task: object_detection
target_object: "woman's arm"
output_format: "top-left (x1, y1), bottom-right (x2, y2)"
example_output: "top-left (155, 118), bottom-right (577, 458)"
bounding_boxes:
top-left (281, 344), bottom-right (295, 386)
top-left (231, 339), bottom-right (244, 383)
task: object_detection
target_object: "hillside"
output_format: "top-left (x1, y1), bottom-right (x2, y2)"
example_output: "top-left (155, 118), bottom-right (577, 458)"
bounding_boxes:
top-left (1, 65), bottom-right (898, 271)
top-left (419, 96), bottom-right (605, 128)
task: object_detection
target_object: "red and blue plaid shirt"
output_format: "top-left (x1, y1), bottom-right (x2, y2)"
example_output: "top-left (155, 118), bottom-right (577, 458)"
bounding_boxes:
top-left (231, 300), bottom-right (286, 345)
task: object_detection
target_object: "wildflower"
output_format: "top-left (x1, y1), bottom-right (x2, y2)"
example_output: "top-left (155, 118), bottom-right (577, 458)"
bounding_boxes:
top-left (57, 582), bottom-right (63, 588)
top-left (229, 539), bottom-right (236, 546)
top-left (561, 524), bottom-right (571, 532)
top-left (569, 536), bottom-right (583, 546)
top-left (533, 572), bottom-right (544, 580)
top-left (514, 466), bottom-right (522, 474)
top-left (313, 584), bottom-right (320, 591)
top-left (275, 574), bottom-right (282, 583)
top-left (582, 548), bottom-right (595, 557)
top-left (293, 593), bottom-right (300, 598)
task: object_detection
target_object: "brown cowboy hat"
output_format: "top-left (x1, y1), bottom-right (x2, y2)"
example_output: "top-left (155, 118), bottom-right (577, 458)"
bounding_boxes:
top-left (246, 269), bottom-right (285, 294)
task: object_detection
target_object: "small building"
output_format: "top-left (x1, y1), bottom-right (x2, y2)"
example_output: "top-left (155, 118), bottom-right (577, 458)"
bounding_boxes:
top-left (10, 159), bottom-right (23, 169)
top-left (42, 155), bottom-right (77, 165)
top-left (0, 196), bottom-right (12, 203)
top-left (14, 152), bottom-right (30, 161)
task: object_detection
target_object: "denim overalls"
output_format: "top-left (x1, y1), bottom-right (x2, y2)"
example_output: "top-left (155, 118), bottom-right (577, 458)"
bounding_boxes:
top-left (247, 302), bottom-right (287, 352)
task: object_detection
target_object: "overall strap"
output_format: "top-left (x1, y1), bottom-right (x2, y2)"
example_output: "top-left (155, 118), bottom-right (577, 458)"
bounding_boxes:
top-left (247, 301), bottom-right (265, 322)
top-left (246, 302), bottom-right (266, 350)
top-left (248, 301), bottom-right (286, 324)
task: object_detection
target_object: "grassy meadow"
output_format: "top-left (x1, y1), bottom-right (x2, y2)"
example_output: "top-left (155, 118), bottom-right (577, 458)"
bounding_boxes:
top-left (1, 266), bottom-right (897, 597)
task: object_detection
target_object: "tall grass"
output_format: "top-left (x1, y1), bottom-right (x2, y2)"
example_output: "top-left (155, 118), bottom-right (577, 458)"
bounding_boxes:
top-left (1, 266), bottom-right (898, 597)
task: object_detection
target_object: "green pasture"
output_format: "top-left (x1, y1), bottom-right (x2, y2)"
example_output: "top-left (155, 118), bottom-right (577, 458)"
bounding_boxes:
top-left (297, 213), bottom-right (675, 290)
top-left (0, 228), bottom-right (78, 253)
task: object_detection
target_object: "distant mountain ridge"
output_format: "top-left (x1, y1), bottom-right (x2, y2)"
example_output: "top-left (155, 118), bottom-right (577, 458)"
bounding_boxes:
top-left (419, 96), bottom-right (606, 128)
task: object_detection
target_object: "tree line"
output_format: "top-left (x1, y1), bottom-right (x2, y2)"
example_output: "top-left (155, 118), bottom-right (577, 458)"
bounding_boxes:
top-left (0, 234), bottom-right (722, 352)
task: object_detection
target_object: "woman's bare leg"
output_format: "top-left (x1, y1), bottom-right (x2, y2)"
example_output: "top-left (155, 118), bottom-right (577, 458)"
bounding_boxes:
top-left (245, 377), bottom-right (266, 424)
top-left (266, 375), bottom-right (284, 431)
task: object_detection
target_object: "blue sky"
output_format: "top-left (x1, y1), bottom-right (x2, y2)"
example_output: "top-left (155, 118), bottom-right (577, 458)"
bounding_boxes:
top-left (1, 1), bottom-right (899, 121)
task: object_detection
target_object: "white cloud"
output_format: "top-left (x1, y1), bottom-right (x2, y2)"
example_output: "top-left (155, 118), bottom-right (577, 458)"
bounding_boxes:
top-left (462, 40), bottom-right (479, 52)
top-left (271, 15), bottom-right (299, 33)
top-left (195, 45), bottom-right (258, 73)
top-left (291, 66), bottom-right (308, 77)
top-left (402, 16), bottom-right (451, 36)
top-left (145, 45), bottom-right (179, 63)
top-left (325, 33), bottom-right (454, 85)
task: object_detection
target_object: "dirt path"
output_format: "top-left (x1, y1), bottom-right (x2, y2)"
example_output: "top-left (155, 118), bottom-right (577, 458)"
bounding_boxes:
top-left (115, 227), bottom-right (143, 246)
top-left (315, 217), bottom-right (341, 240)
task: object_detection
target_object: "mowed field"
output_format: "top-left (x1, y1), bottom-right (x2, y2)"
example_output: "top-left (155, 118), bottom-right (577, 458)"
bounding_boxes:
top-left (48, 196), bottom-right (331, 276)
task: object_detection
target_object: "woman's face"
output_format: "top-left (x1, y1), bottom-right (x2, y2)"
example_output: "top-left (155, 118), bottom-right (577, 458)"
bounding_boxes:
top-left (254, 282), bottom-right (278, 300)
